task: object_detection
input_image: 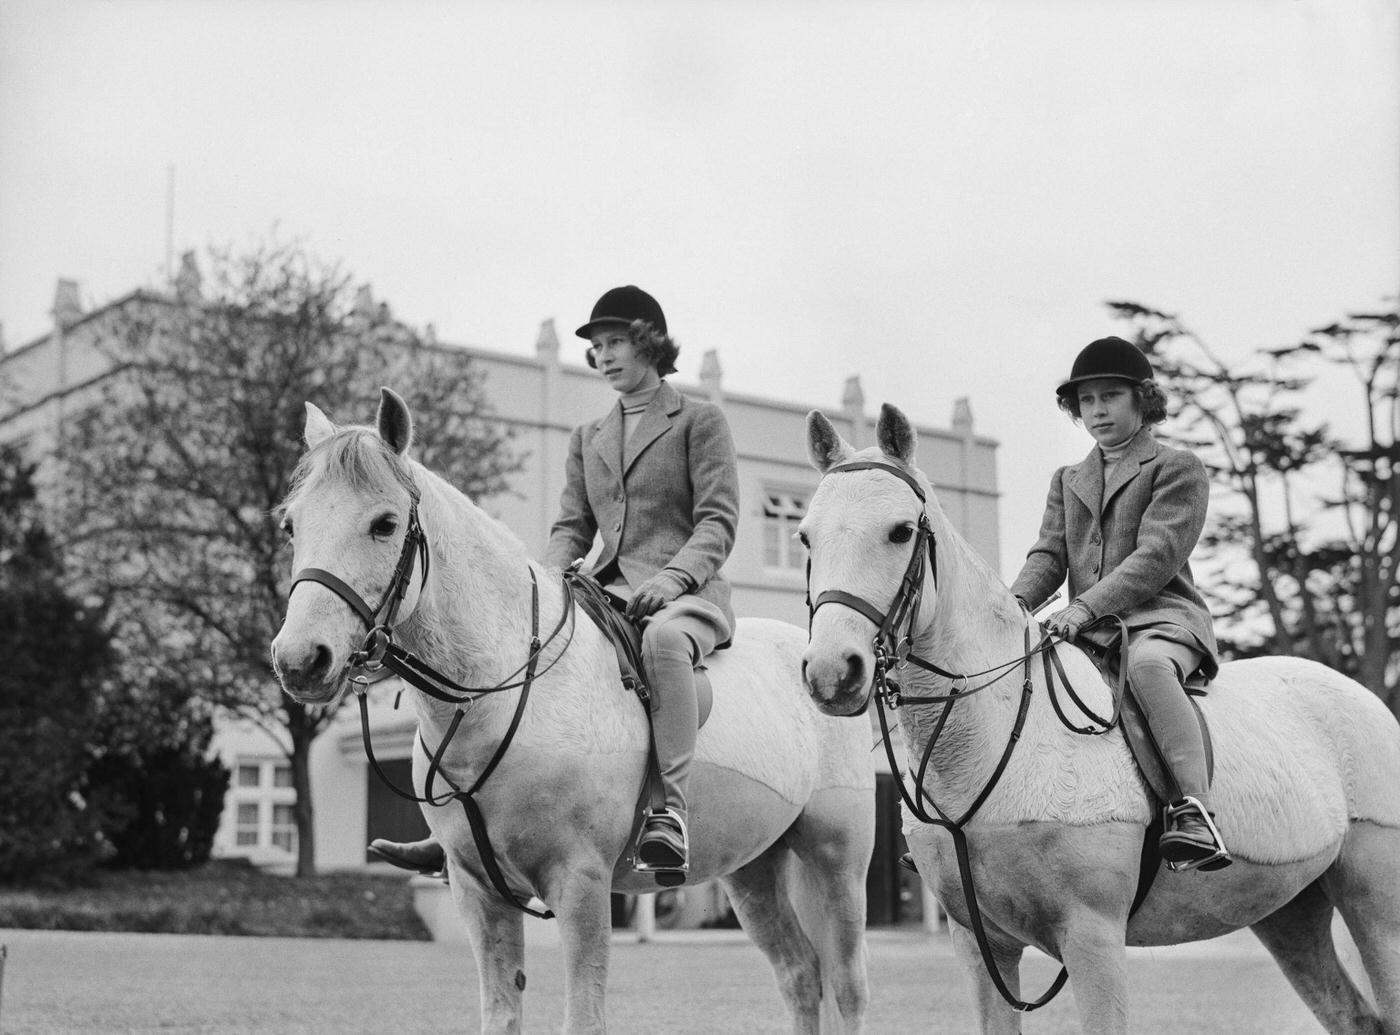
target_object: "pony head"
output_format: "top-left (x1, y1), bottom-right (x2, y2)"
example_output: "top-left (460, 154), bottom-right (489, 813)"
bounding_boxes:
top-left (800, 403), bottom-right (931, 716)
top-left (270, 388), bottom-right (425, 704)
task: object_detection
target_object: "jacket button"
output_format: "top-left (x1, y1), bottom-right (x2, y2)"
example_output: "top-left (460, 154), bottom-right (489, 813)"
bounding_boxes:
top-left (1090, 564), bottom-right (1099, 574)
top-left (1091, 533), bottom-right (1101, 544)
top-left (613, 522), bottom-right (622, 533)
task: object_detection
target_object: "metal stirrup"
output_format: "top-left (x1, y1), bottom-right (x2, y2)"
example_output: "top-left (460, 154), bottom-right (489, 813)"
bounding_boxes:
top-left (1162, 795), bottom-right (1230, 872)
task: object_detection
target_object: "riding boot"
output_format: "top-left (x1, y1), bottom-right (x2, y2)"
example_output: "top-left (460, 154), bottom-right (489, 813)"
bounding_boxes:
top-left (1128, 645), bottom-right (1231, 872)
top-left (637, 626), bottom-right (698, 873)
top-left (367, 835), bottom-right (447, 875)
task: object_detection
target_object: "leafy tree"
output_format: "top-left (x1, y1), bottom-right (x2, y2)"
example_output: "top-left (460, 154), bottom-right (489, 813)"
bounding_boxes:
top-left (0, 444), bottom-right (113, 883)
top-left (1108, 299), bottom-right (1400, 720)
top-left (54, 241), bottom-right (520, 875)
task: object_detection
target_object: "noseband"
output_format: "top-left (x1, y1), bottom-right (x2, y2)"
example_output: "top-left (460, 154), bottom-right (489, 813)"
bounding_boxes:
top-left (806, 460), bottom-right (938, 713)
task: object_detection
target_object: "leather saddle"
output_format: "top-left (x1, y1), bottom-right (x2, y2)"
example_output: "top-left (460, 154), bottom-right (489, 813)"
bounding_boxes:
top-left (562, 568), bottom-right (714, 726)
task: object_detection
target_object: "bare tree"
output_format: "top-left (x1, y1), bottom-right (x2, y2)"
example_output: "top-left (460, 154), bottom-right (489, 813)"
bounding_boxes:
top-left (55, 240), bottom-right (521, 875)
top-left (1109, 299), bottom-right (1400, 720)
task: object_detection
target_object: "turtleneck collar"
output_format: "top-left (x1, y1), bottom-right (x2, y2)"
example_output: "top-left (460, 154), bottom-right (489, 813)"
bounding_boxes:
top-left (620, 383), bottom-right (662, 412)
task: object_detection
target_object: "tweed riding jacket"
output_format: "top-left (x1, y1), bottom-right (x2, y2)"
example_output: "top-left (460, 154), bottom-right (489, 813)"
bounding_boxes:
top-left (544, 380), bottom-right (739, 632)
top-left (1009, 426), bottom-right (1219, 677)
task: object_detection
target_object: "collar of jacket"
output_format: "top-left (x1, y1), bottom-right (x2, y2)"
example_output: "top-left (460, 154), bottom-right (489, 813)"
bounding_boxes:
top-left (1064, 425), bottom-right (1159, 516)
top-left (593, 379), bottom-right (686, 478)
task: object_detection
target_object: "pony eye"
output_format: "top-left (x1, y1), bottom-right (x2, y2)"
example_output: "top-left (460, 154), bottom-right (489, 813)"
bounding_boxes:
top-left (889, 524), bottom-right (914, 544)
top-left (796, 530), bottom-right (810, 549)
top-left (280, 517), bottom-right (294, 539)
top-left (370, 514), bottom-right (398, 539)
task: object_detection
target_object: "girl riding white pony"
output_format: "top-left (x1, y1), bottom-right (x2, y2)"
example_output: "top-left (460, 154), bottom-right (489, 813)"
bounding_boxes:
top-left (271, 388), bottom-right (875, 1035)
top-left (801, 402), bottom-right (1400, 1035)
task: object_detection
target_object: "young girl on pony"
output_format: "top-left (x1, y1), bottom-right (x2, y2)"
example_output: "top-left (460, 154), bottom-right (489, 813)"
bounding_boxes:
top-left (1011, 335), bottom-right (1230, 870)
top-left (372, 285), bottom-right (739, 877)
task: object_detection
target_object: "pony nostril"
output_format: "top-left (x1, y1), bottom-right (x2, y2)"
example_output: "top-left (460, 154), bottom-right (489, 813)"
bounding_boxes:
top-left (842, 653), bottom-right (864, 692)
top-left (307, 644), bottom-right (333, 682)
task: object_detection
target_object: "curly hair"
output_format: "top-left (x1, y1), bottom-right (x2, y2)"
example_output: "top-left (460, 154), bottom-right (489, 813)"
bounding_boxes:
top-left (585, 319), bottom-right (679, 376)
top-left (1058, 379), bottom-right (1169, 425)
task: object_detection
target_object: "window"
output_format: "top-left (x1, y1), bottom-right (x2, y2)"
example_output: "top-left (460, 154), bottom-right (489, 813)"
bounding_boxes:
top-left (762, 490), bottom-right (808, 571)
top-left (271, 804), bottom-right (297, 853)
top-left (226, 757), bottom-right (297, 857)
top-left (235, 803), bottom-right (260, 847)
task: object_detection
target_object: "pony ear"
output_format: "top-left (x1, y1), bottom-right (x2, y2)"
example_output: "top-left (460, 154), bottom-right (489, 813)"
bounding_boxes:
top-left (807, 410), bottom-right (855, 473)
top-left (303, 402), bottom-right (336, 448)
top-left (876, 403), bottom-right (917, 465)
top-left (377, 387), bottom-right (413, 456)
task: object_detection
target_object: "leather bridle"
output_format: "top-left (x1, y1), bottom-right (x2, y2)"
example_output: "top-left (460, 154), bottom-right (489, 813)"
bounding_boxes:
top-left (807, 460), bottom-right (938, 715)
top-left (805, 458), bottom-right (1093, 1012)
top-left (284, 493), bottom-right (578, 919)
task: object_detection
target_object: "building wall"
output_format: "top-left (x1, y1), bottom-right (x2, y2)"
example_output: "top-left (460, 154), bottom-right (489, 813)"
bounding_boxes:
top-left (0, 279), bottom-right (1000, 915)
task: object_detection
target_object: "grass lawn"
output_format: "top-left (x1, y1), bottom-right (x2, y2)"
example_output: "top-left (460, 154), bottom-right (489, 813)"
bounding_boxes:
top-left (0, 927), bottom-right (1329, 1034)
top-left (0, 860), bottom-right (429, 940)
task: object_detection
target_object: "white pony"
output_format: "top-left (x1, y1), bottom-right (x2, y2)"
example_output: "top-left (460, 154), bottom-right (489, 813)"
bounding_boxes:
top-left (270, 389), bottom-right (875, 1035)
top-left (800, 403), bottom-right (1400, 1035)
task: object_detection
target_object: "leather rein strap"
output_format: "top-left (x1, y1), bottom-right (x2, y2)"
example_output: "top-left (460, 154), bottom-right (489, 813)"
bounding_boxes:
top-left (287, 498), bottom-right (578, 919)
top-left (808, 459), bottom-right (1130, 1013)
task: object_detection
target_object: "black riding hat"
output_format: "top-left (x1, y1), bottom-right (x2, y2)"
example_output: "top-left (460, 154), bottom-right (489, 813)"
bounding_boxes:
top-left (575, 285), bottom-right (667, 340)
top-left (1056, 336), bottom-right (1154, 400)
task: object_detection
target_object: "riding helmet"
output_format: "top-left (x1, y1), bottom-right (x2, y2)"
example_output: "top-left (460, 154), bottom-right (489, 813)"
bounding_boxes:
top-left (1056, 336), bottom-right (1154, 400)
top-left (575, 285), bottom-right (667, 340)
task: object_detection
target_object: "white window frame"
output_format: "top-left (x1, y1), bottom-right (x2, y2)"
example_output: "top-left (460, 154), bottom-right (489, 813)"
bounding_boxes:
top-left (761, 486), bottom-right (810, 574)
top-left (227, 757), bottom-right (298, 856)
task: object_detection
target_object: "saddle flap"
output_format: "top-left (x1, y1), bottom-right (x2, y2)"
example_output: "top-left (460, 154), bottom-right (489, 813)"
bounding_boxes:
top-left (1076, 624), bottom-right (1215, 804)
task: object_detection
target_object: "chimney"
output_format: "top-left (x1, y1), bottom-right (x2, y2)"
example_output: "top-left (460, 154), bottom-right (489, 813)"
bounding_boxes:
top-left (842, 375), bottom-right (865, 447)
top-left (174, 251), bottom-right (202, 304)
top-left (700, 349), bottom-right (723, 400)
top-left (353, 285), bottom-right (375, 322)
top-left (535, 318), bottom-right (560, 362)
top-left (53, 279), bottom-right (84, 329)
top-left (952, 396), bottom-right (974, 436)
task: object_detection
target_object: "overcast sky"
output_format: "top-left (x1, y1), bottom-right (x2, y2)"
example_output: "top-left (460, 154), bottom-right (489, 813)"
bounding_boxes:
top-left (2, 0), bottom-right (1396, 576)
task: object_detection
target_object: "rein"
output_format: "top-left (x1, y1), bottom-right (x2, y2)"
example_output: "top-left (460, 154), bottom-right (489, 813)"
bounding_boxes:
top-left (808, 459), bottom-right (1124, 1013)
top-left (287, 496), bottom-right (579, 919)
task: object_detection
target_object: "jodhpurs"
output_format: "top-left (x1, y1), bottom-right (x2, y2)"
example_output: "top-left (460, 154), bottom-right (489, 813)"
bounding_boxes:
top-left (1125, 633), bottom-right (1210, 808)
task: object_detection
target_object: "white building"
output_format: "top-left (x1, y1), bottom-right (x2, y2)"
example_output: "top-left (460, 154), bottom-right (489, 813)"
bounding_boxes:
top-left (0, 270), bottom-right (1000, 926)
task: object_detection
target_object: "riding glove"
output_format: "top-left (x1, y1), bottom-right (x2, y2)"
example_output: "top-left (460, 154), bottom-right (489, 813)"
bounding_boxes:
top-left (627, 568), bottom-right (692, 619)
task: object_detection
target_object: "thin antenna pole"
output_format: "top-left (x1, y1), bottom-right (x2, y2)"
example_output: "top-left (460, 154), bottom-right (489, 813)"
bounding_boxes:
top-left (165, 164), bottom-right (175, 281)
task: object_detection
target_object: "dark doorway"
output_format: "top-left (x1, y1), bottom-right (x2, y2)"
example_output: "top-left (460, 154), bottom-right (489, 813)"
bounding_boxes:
top-left (866, 771), bottom-right (925, 926)
top-left (364, 758), bottom-right (431, 863)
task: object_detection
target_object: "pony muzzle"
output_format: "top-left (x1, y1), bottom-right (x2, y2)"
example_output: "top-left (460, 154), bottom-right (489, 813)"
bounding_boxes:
top-left (271, 635), bottom-right (346, 704)
top-left (800, 649), bottom-right (874, 717)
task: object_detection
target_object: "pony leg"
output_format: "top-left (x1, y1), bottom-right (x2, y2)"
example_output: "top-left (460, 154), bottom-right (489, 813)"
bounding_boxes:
top-left (786, 789), bottom-right (874, 1034)
top-left (1325, 821), bottom-right (1400, 1033)
top-left (451, 885), bottom-right (527, 1035)
top-left (1056, 917), bottom-right (1130, 1035)
top-left (946, 916), bottom-right (1025, 1035)
top-left (1251, 878), bottom-right (1384, 1034)
top-left (542, 859), bottom-right (616, 1035)
top-left (720, 842), bottom-right (824, 1034)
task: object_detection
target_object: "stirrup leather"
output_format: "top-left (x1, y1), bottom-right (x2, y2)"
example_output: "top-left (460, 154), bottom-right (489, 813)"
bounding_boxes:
top-left (1162, 796), bottom-right (1230, 873)
top-left (633, 807), bottom-right (690, 875)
